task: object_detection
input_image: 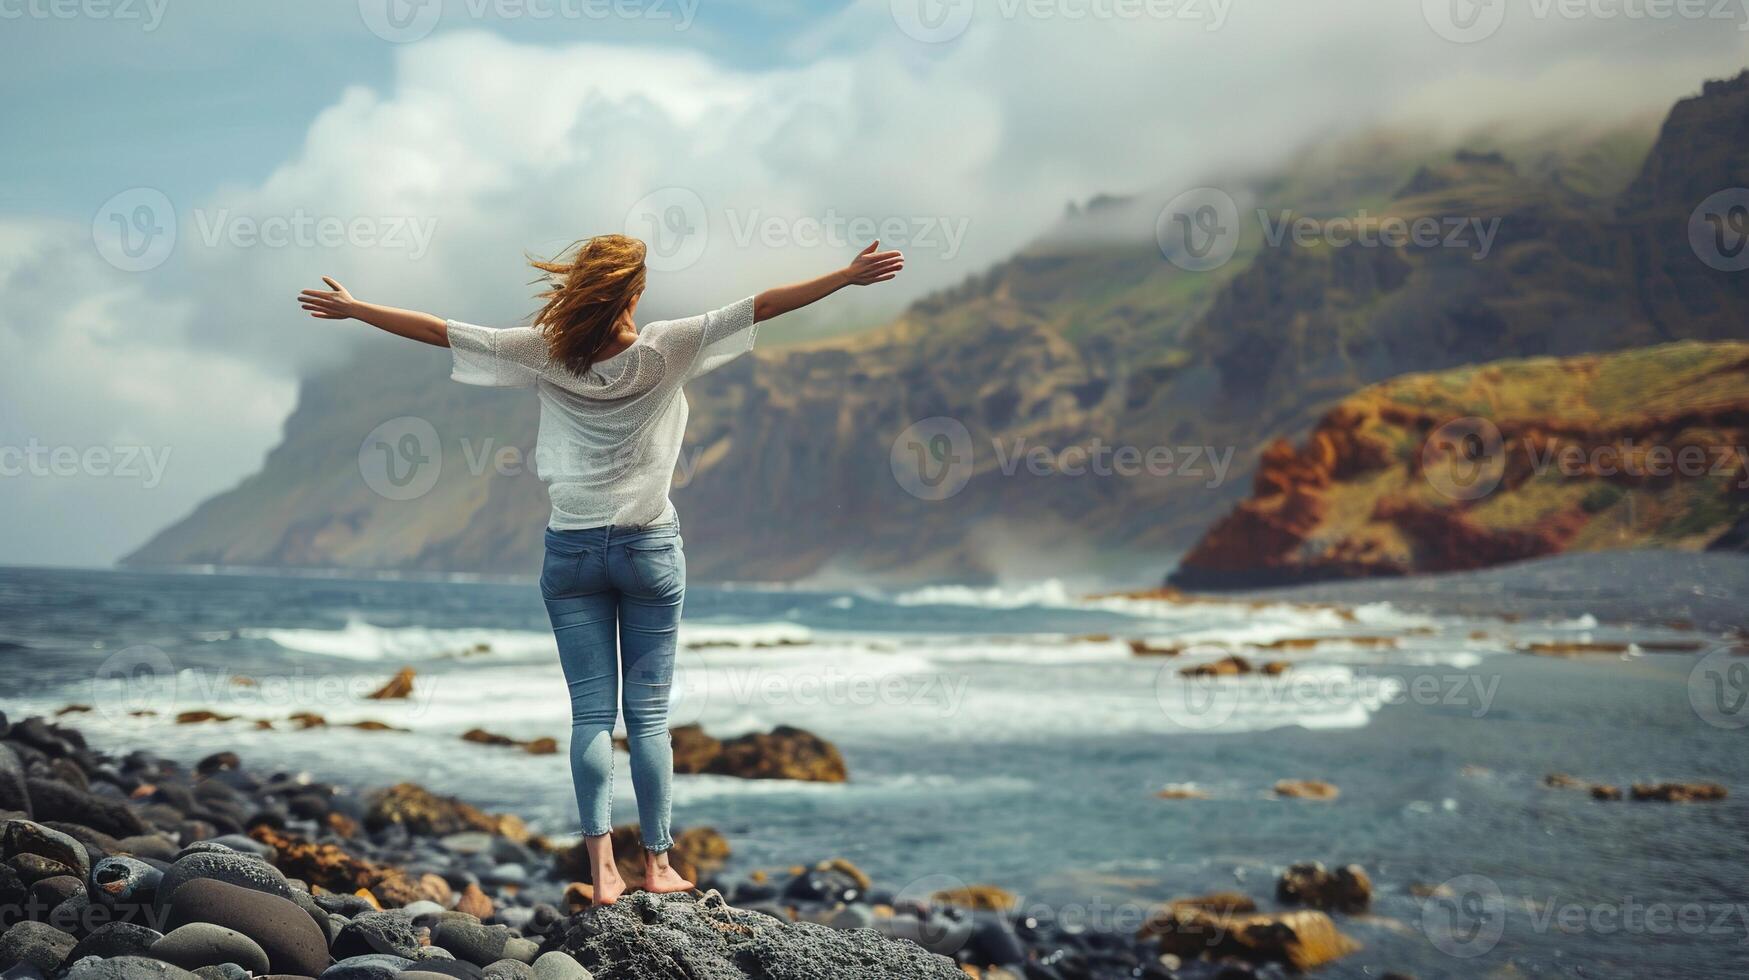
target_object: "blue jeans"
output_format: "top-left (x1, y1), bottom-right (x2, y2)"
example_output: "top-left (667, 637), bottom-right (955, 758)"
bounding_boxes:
top-left (540, 521), bottom-right (685, 852)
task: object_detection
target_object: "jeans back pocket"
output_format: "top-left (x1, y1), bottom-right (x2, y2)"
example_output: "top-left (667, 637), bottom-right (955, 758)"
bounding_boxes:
top-left (624, 537), bottom-right (684, 597)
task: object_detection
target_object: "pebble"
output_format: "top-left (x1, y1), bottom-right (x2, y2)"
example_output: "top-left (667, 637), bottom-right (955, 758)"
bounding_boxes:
top-left (150, 923), bottom-right (272, 974)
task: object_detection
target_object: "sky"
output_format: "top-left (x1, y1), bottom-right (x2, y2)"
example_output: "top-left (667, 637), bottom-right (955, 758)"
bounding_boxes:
top-left (1, 0), bottom-right (1745, 567)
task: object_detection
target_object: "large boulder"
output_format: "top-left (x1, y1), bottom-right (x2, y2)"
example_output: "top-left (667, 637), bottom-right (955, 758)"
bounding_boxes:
top-left (1140, 905), bottom-right (1359, 971)
top-left (706, 727), bottom-right (847, 783)
top-left (160, 877), bottom-right (330, 977)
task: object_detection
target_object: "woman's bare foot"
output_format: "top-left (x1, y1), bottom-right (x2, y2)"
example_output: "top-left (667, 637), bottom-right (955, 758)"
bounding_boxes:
top-left (642, 850), bottom-right (695, 894)
top-left (585, 833), bottom-right (627, 905)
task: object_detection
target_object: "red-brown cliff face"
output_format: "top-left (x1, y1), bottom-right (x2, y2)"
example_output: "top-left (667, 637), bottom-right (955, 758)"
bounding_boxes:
top-left (1172, 343), bottom-right (1749, 589)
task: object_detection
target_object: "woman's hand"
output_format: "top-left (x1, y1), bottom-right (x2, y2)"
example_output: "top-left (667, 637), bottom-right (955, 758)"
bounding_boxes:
top-left (843, 240), bottom-right (905, 285)
top-left (298, 277), bottom-right (359, 320)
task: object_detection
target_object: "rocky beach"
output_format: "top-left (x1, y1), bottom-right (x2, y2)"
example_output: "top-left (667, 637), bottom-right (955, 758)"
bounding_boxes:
top-left (0, 709), bottom-right (1417, 979)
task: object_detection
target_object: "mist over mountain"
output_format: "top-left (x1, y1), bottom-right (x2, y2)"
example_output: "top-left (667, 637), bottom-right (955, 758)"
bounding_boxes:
top-left (124, 73), bottom-right (1749, 586)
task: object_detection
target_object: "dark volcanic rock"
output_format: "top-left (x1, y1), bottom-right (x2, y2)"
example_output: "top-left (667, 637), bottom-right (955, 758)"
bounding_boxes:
top-left (64, 955), bottom-right (202, 979)
top-left (0, 919), bottom-right (77, 972)
top-left (5, 818), bottom-right (93, 882)
top-left (160, 877), bottom-right (330, 977)
top-left (65, 921), bottom-right (165, 961)
top-left (558, 891), bottom-right (962, 980)
top-left (0, 744), bottom-right (30, 816)
top-left (155, 849), bottom-right (294, 912)
top-left (22, 779), bottom-right (143, 838)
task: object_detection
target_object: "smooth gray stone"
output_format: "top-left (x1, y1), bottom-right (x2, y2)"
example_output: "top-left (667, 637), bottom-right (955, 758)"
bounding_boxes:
top-left (482, 958), bottom-right (535, 979)
top-left (150, 922), bottom-right (272, 974)
top-left (321, 953), bottom-right (417, 979)
top-left (530, 951), bottom-right (593, 980)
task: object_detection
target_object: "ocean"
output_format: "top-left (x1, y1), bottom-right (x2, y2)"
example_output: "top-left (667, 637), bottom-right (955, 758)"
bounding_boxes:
top-left (0, 562), bottom-right (1745, 979)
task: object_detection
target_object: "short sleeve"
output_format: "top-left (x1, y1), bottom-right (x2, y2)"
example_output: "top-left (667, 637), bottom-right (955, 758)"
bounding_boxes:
top-left (447, 321), bottom-right (547, 388)
top-left (647, 297), bottom-right (758, 382)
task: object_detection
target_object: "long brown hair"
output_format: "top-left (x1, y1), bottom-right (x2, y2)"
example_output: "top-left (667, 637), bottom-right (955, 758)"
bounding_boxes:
top-left (528, 234), bottom-right (648, 374)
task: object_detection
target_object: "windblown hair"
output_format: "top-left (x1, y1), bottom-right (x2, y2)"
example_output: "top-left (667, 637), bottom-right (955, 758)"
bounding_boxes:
top-left (528, 234), bottom-right (648, 374)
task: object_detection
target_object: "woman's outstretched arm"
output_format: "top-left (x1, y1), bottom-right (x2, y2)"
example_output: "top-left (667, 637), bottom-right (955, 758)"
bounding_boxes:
top-left (298, 277), bottom-right (451, 348)
top-left (753, 241), bottom-right (905, 323)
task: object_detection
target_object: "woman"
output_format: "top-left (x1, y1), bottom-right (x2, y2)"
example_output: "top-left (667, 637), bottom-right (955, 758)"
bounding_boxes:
top-left (297, 236), bottom-right (905, 902)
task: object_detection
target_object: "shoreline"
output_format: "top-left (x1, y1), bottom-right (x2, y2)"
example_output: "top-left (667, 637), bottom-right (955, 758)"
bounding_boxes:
top-left (0, 711), bottom-right (1400, 979)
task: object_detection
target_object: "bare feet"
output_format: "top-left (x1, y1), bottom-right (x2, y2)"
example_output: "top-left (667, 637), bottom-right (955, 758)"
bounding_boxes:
top-left (642, 850), bottom-right (695, 894)
top-left (584, 833), bottom-right (627, 905)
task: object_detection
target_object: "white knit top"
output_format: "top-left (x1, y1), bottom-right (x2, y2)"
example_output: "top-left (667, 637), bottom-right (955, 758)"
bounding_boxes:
top-left (447, 296), bottom-right (757, 530)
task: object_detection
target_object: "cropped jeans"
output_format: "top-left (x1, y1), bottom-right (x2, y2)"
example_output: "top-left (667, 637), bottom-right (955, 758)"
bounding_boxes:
top-left (539, 520), bottom-right (685, 852)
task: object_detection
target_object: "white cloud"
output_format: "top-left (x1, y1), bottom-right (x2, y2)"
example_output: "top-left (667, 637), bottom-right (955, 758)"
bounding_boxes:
top-left (4, 0), bottom-right (1745, 564)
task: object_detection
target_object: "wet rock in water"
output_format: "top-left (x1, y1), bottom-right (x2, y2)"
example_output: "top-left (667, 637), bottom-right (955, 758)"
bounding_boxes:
top-left (1140, 905), bottom-right (1359, 971)
top-left (149, 923), bottom-right (271, 974)
top-left (707, 726), bottom-right (848, 783)
top-left (1273, 779), bottom-right (1340, 800)
top-left (930, 884), bottom-right (1016, 912)
top-left (368, 667), bottom-right (418, 699)
top-left (161, 877), bottom-right (331, 977)
top-left (1180, 655), bottom-right (1254, 678)
top-left (1156, 784), bottom-right (1211, 800)
top-left (556, 891), bottom-right (963, 979)
top-left (1630, 781), bottom-right (1728, 802)
top-left (1275, 862), bottom-right (1372, 913)
top-left (461, 729), bottom-right (557, 755)
top-left (0, 920), bottom-right (78, 972)
top-left (667, 725), bottom-right (724, 774)
top-left (366, 783), bottom-right (507, 838)
top-left (1591, 784), bottom-right (1625, 800)
top-left (1166, 892), bottom-right (1258, 914)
